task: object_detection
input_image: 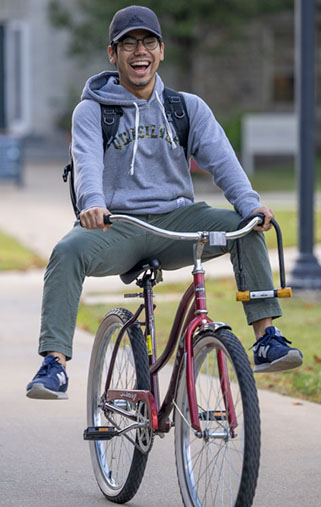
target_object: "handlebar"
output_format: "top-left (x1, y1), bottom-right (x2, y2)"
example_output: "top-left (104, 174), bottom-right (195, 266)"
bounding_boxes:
top-left (103, 212), bottom-right (291, 300)
top-left (103, 214), bottom-right (263, 246)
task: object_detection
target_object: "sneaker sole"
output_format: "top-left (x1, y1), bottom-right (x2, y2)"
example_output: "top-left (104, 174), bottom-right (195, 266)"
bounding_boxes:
top-left (26, 383), bottom-right (68, 400)
top-left (254, 350), bottom-right (303, 373)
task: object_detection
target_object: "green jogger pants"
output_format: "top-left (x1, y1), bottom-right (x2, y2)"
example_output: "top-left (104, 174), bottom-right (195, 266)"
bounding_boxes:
top-left (39, 202), bottom-right (282, 359)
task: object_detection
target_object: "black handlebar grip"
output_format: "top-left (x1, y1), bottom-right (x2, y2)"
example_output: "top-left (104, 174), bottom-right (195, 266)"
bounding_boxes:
top-left (255, 212), bottom-right (266, 226)
top-left (103, 214), bottom-right (112, 225)
top-left (237, 212), bottom-right (265, 230)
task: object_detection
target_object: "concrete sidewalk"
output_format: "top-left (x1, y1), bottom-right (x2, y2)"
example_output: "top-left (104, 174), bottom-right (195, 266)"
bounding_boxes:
top-left (1, 162), bottom-right (321, 506)
top-left (1, 270), bottom-right (320, 507)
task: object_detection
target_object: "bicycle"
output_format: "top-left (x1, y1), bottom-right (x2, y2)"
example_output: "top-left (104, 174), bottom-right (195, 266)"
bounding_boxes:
top-left (83, 213), bottom-right (291, 506)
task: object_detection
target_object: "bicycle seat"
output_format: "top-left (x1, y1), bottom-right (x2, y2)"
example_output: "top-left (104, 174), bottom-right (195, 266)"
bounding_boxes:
top-left (120, 258), bottom-right (162, 285)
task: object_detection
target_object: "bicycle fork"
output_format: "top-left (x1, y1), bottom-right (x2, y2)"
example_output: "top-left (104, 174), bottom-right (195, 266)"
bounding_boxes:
top-left (183, 241), bottom-right (238, 438)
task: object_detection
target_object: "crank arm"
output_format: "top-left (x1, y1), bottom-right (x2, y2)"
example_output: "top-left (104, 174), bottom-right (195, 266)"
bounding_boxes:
top-left (116, 421), bottom-right (148, 436)
top-left (104, 402), bottom-right (138, 422)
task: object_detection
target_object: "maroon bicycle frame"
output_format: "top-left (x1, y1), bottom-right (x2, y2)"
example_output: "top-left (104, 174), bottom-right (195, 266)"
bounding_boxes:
top-left (104, 265), bottom-right (238, 435)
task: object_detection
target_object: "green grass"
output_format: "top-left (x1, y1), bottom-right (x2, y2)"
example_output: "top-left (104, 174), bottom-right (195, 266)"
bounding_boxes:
top-left (0, 230), bottom-right (46, 271)
top-left (263, 209), bottom-right (321, 249)
top-left (76, 196), bottom-right (321, 405)
top-left (250, 158), bottom-right (321, 192)
top-left (78, 277), bottom-right (321, 404)
top-left (194, 153), bottom-right (321, 191)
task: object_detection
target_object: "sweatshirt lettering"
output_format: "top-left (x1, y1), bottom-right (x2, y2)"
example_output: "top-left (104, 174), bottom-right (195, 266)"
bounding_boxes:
top-left (111, 125), bottom-right (178, 151)
top-left (118, 131), bottom-right (131, 146)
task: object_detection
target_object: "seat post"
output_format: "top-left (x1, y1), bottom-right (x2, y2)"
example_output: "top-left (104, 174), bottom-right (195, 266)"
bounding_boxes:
top-left (142, 274), bottom-right (160, 410)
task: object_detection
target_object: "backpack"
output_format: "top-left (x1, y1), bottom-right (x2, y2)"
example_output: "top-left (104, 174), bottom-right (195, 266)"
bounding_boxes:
top-left (63, 87), bottom-right (190, 218)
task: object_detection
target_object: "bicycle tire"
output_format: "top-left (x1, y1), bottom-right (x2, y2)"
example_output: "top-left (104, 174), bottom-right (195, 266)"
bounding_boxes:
top-left (175, 328), bottom-right (260, 507)
top-left (87, 308), bottom-right (150, 504)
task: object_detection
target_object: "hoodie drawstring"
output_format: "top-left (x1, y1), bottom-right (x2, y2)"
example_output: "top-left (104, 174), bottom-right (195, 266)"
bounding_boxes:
top-left (155, 91), bottom-right (177, 150)
top-left (130, 102), bottom-right (140, 175)
top-left (129, 93), bottom-right (176, 175)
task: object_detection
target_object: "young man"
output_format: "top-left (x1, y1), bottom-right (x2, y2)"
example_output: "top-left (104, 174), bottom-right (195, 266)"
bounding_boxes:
top-left (26, 5), bottom-right (302, 399)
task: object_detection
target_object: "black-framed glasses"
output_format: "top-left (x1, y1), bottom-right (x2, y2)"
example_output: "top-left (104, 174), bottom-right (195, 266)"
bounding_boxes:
top-left (117, 36), bottom-right (160, 52)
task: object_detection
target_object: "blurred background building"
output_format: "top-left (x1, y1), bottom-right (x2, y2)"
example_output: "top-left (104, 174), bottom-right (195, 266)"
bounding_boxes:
top-left (0, 0), bottom-right (102, 159)
top-left (0, 0), bottom-right (320, 161)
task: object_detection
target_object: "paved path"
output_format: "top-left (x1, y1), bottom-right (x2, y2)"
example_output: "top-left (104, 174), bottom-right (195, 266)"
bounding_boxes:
top-left (1, 163), bottom-right (321, 506)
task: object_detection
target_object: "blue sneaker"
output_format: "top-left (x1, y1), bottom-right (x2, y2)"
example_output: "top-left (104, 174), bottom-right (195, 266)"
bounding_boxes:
top-left (252, 326), bottom-right (303, 373)
top-left (26, 354), bottom-right (69, 399)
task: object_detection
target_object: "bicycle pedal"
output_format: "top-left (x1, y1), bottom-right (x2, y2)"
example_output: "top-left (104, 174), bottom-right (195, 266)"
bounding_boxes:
top-left (199, 410), bottom-right (227, 421)
top-left (83, 426), bottom-right (117, 440)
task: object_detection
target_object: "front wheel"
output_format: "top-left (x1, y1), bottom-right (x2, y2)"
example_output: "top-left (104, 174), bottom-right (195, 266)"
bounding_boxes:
top-left (87, 308), bottom-right (150, 504)
top-left (175, 329), bottom-right (260, 507)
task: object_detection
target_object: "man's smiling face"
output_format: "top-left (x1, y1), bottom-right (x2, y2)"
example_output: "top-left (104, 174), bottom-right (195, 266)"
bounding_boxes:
top-left (108, 29), bottom-right (164, 100)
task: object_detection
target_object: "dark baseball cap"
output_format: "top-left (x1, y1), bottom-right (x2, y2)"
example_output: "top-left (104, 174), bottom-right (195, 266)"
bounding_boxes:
top-left (109, 5), bottom-right (162, 44)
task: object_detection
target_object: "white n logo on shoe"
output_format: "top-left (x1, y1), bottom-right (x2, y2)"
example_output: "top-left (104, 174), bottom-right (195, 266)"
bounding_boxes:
top-left (258, 345), bottom-right (270, 359)
top-left (57, 371), bottom-right (67, 386)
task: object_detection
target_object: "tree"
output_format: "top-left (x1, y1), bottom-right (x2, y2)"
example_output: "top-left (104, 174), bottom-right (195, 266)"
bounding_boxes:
top-left (49, 0), bottom-right (293, 92)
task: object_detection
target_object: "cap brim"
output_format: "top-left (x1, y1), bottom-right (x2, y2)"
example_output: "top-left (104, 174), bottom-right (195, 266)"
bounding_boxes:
top-left (112, 26), bottom-right (161, 43)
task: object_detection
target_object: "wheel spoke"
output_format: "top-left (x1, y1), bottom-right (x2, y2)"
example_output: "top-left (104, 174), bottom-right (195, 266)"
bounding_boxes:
top-left (87, 309), bottom-right (150, 503)
top-left (175, 330), bottom-right (260, 507)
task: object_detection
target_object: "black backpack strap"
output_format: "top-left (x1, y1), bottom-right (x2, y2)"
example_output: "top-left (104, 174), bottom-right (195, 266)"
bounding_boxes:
top-left (62, 105), bottom-right (123, 219)
top-left (162, 87), bottom-right (189, 157)
top-left (62, 145), bottom-right (80, 219)
top-left (100, 104), bottom-right (123, 151)
top-left (64, 94), bottom-right (188, 219)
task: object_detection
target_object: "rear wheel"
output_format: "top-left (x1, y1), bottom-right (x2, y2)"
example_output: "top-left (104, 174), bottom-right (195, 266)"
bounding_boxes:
top-left (87, 308), bottom-right (150, 504)
top-left (175, 329), bottom-right (260, 507)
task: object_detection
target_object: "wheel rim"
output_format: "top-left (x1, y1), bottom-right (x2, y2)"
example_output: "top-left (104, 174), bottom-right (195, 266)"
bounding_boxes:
top-left (177, 335), bottom-right (246, 507)
top-left (92, 319), bottom-right (138, 494)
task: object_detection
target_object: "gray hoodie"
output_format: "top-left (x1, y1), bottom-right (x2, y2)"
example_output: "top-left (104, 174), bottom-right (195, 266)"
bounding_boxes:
top-left (72, 71), bottom-right (261, 217)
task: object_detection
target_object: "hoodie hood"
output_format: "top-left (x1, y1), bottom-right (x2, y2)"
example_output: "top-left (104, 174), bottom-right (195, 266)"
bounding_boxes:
top-left (81, 70), bottom-right (164, 107)
top-left (80, 71), bottom-right (176, 174)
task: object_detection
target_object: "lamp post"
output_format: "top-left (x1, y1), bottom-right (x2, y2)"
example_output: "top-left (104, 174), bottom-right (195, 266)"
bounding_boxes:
top-left (290, 0), bottom-right (321, 289)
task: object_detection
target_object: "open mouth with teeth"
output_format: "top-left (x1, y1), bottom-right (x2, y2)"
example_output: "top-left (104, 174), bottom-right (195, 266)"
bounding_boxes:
top-left (130, 60), bottom-right (151, 74)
